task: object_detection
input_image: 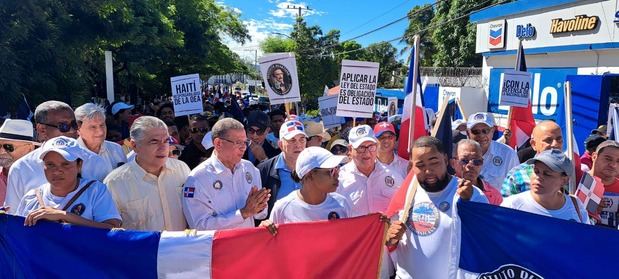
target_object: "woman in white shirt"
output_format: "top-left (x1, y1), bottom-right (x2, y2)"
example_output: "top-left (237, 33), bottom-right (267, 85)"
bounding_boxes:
top-left (501, 149), bottom-right (589, 224)
top-left (17, 136), bottom-right (122, 229)
top-left (264, 147), bottom-right (350, 226)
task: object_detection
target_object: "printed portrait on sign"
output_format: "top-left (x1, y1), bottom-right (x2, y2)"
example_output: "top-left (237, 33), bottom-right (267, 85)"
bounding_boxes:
top-left (267, 63), bottom-right (293, 95)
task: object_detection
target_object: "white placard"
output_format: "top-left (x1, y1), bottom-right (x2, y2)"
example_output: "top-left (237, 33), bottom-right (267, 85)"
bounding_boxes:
top-left (170, 74), bottom-right (204, 117)
top-left (318, 95), bottom-right (343, 129)
top-left (499, 70), bottom-right (532, 108)
top-left (259, 53), bottom-right (301, 105)
top-left (387, 97), bottom-right (398, 117)
top-left (375, 96), bottom-right (389, 115)
top-left (336, 60), bottom-right (380, 118)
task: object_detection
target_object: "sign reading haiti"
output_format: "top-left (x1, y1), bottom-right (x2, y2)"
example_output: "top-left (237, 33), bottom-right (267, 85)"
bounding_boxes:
top-left (336, 60), bottom-right (380, 118)
top-left (488, 19), bottom-right (506, 49)
top-left (499, 70), bottom-right (532, 108)
top-left (258, 52), bottom-right (301, 105)
top-left (170, 73), bottom-right (204, 117)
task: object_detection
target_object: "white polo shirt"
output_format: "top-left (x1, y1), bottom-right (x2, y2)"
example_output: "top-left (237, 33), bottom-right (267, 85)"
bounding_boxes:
top-left (5, 146), bottom-right (112, 213)
top-left (182, 155), bottom-right (266, 230)
top-left (337, 161), bottom-right (404, 217)
top-left (77, 138), bottom-right (127, 169)
top-left (104, 158), bottom-right (190, 231)
top-left (480, 141), bottom-right (519, 190)
top-left (377, 154), bottom-right (409, 178)
top-left (16, 179), bottom-right (121, 223)
top-left (270, 191), bottom-right (351, 224)
top-left (391, 176), bottom-right (488, 279)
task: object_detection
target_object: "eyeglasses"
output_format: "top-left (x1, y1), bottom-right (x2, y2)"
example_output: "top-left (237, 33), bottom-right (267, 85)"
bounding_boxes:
top-left (41, 120), bottom-right (78, 133)
top-left (219, 137), bottom-right (251, 148)
top-left (286, 137), bottom-right (307, 145)
top-left (458, 158), bottom-right (484, 166)
top-left (191, 127), bottom-right (209, 134)
top-left (355, 144), bottom-right (377, 153)
top-left (247, 127), bottom-right (266, 136)
top-left (1, 143), bottom-right (30, 153)
top-left (470, 128), bottom-right (491, 135)
top-left (330, 145), bottom-right (348, 155)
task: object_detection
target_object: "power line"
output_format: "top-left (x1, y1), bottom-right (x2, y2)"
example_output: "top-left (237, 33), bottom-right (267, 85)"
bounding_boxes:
top-left (340, 0), bottom-right (412, 37)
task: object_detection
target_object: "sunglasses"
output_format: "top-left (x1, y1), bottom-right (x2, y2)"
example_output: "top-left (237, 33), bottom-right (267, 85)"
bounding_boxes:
top-left (191, 127), bottom-right (209, 134)
top-left (330, 145), bottom-right (348, 155)
top-left (470, 128), bottom-right (491, 135)
top-left (41, 120), bottom-right (78, 133)
top-left (1, 143), bottom-right (30, 153)
top-left (170, 149), bottom-right (181, 156)
top-left (247, 127), bottom-right (266, 136)
top-left (316, 164), bottom-right (344, 177)
top-left (458, 158), bottom-right (484, 166)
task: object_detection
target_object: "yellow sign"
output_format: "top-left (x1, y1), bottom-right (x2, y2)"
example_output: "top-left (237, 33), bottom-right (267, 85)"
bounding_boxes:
top-left (550, 15), bottom-right (599, 34)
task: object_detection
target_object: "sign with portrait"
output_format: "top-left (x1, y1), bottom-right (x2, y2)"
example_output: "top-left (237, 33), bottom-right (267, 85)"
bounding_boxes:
top-left (170, 73), bottom-right (204, 117)
top-left (258, 53), bottom-right (301, 105)
top-left (336, 60), bottom-right (380, 118)
top-left (387, 97), bottom-right (398, 117)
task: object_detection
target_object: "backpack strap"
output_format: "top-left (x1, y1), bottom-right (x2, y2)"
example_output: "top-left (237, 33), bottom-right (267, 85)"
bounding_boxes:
top-left (569, 195), bottom-right (584, 223)
top-left (62, 180), bottom-right (97, 211)
top-left (35, 188), bottom-right (45, 209)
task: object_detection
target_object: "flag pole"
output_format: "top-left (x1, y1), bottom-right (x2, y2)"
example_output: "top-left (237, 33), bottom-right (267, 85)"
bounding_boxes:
top-left (564, 80), bottom-right (576, 194)
top-left (431, 95), bottom-right (451, 137)
top-left (407, 35), bottom-right (421, 155)
top-left (455, 97), bottom-right (467, 121)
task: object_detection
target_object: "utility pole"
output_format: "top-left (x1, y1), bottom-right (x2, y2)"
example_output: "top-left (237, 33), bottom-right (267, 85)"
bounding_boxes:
top-left (286, 4), bottom-right (311, 18)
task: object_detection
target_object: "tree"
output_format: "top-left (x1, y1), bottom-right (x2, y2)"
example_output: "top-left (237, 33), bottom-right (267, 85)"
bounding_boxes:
top-left (260, 37), bottom-right (295, 53)
top-left (401, 4), bottom-right (435, 66)
top-left (362, 42), bottom-right (403, 88)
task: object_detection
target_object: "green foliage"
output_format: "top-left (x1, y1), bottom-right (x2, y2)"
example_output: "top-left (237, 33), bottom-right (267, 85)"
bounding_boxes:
top-left (0, 0), bottom-right (250, 110)
top-left (260, 37), bottom-right (296, 53)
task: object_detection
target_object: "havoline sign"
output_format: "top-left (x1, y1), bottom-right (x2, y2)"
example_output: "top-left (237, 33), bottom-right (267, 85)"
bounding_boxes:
top-left (550, 15), bottom-right (599, 34)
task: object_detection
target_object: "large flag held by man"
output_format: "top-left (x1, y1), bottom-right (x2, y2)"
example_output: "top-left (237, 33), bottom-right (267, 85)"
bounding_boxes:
top-left (398, 39), bottom-right (429, 160)
top-left (0, 213), bottom-right (385, 278)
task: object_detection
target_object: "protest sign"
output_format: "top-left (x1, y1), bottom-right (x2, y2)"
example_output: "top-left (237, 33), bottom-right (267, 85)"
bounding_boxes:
top-left (170, 74), bottom-right (203, 117)
top-left (336, 60), bottom-right (380, 118)
top-left (259, 53), bottom-right (301, 105)
top-left (374, 96), bottom-right (389, 115)
top-left (387, 97), bottom-right (398, 117)
top-left (499, 70), bottom-right (532, 108)
top-left (318, 95), bottom-right (343, 129)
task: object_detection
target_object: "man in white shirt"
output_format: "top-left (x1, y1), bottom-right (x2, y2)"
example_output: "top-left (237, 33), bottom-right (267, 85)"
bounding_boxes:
top-left (467, 112), bottom-right (518, 189)
top-left (5, 101), bottom-right (111, 213)
top-left (75, 103), bottom-right (126, 169)
top-left (337, 124), bottom-right (404, 279)
top-left (374, 122), bottom-right (408, 177)
top-left (386, 136), bottom-right (488, 279)
top-left (104, 116), bottom-right (190, 231)
top-left (183, 118), bottom-right (270, 230)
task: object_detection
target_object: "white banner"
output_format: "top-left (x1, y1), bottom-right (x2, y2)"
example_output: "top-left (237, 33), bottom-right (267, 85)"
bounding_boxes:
top-left (388, 97), bottom-right (398, 117)
top-left (259, 53), bottom-right (301, 105)
top-left (318, 95), bottom-right (343, 129)
top-left (336, 60), bottom-right (380, 118)
top-left (170, 73), bottom-right (204, 117)
top-left (374, 96), bottom-right (389, 115)
top-left (499, 70), bottom-right (532, 108)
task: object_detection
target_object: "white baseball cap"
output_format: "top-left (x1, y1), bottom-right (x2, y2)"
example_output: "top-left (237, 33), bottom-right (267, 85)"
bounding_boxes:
top-left (39, 136), bottom-right (84, 162)
top-left (279, 120), bottom-right (307, 140)
top-left (348, 125), bottom-right (377, 149)
top-left (467, 112), bottom-right (495, 130)
top-left (111, 102), bottom-right (134, 115)
top-left (295, 146), bottom-right (347, 179)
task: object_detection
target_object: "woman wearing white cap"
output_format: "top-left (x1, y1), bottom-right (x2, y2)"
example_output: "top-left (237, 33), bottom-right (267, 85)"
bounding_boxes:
top-left (501, 149), bottom-right (589, 224)
top-left (16, 136), bottom-right (122, 229)
top-left (264, 146), bottom-right (351, 226)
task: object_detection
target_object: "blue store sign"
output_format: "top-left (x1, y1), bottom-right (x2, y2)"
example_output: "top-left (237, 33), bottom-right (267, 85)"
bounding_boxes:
top-left (516, 24), bottom-right (536, 39)
top-left (488, 67), bottom-right (578, 120)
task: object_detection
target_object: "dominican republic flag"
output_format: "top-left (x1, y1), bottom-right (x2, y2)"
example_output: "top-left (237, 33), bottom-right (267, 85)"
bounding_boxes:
top-left (451, 201), bottom-right (619, 278)
top-left (433, 99), bottom-right (464, 162)
top-left (507, 40), bottom-right (536, 150)
top-left (286, 120), bottom-right (304, 132)
top-left (575, 172), bottom-right (604, 213)
top-left (0, 213), bottom-right (385, 278)
top-left (397, 44), bottom-right (429, 160)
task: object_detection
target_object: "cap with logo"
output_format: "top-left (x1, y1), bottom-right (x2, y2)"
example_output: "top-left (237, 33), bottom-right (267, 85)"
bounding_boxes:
top-left (280, 120), bottom-right (307, 140)
top-left (295, 146), bottom-right (347, 179)
top-left (304, 120), bottom-right (331, 142)
top-left (373, 122), bottom-right (396, 138)
top-left (526, 149), bottom-right (573, 177)
top-left (467, 112), bottom-right (495, 130)
top-left (111, 102), bottom-right (134, 115)
top-left (0, 119), bottom-right (35, 143)
top-left (348, 125), bottom-right (377, 149)
top-left (39, 136), bottom-right (85, 162)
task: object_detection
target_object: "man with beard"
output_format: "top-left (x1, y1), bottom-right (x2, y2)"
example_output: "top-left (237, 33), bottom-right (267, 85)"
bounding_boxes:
top-left (385, 136), bottom-right (488, 279)
top-left (0, 119), bottom-right (36, 206)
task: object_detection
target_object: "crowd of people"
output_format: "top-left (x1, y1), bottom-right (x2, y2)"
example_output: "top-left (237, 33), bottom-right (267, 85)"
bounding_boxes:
top-left (1, 89), bottom-right (618, 278)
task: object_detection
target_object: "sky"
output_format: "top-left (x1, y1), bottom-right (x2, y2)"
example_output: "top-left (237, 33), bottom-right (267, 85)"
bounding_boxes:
top-left (218, 0), bottom-right (433, 63)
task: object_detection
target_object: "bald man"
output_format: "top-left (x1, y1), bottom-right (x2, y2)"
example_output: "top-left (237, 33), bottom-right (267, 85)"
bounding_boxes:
top-left (501, 120), bottom-right (582, 196)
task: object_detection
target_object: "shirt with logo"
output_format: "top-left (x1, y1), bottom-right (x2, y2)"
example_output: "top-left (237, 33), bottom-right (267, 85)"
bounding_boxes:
top-left (270, 191), bottom-right (351, 224)
top-left (16, 179), bottom-right (121, 223)
top-left (337, 161), bottom-right (404, 217)
top-left (182, 155), bottom-right (266, 230)
top-left (392, 176), bottom-right (488, 279)
top-left (480, 141), bottom-right (519, 191)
